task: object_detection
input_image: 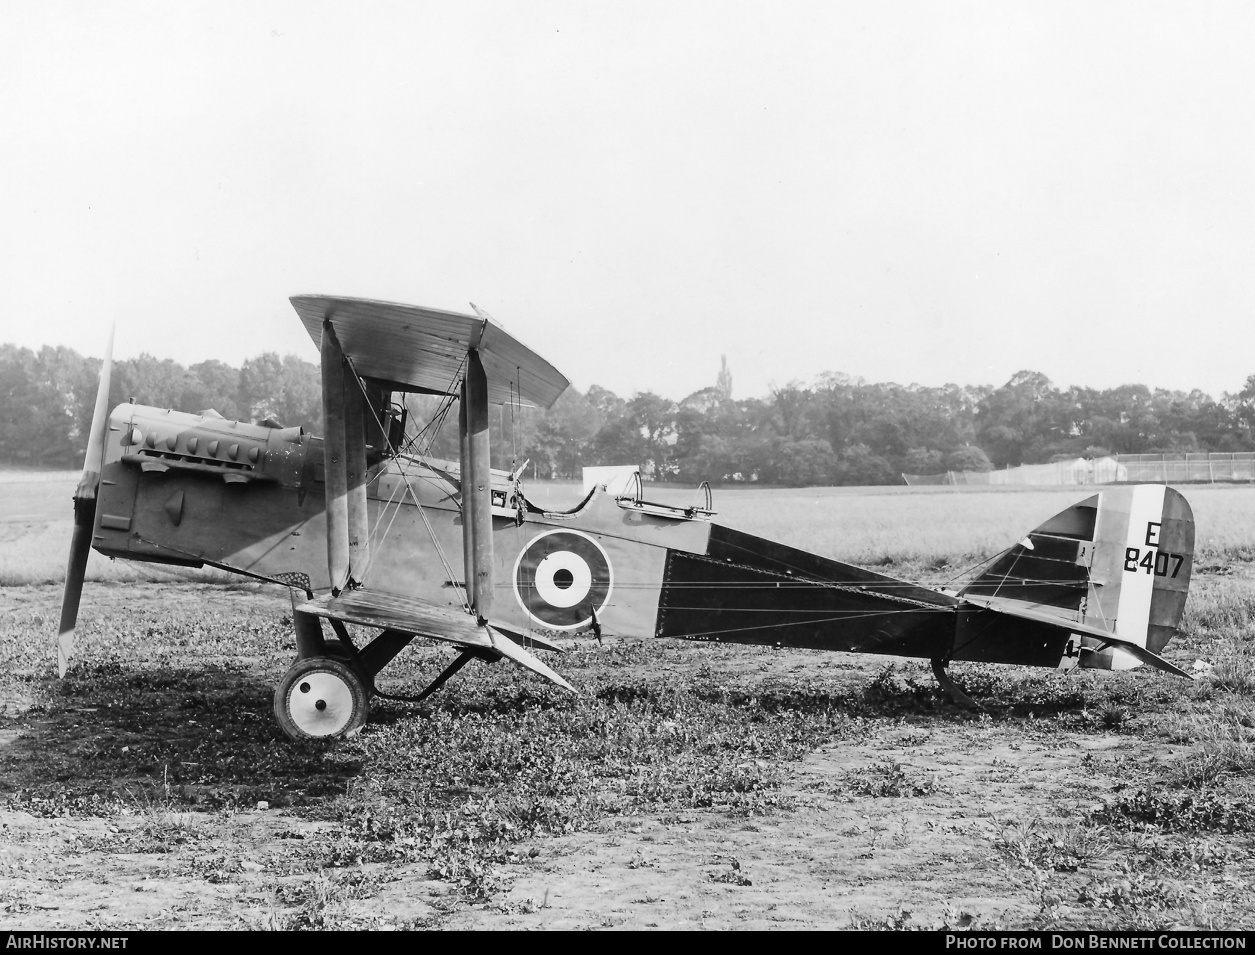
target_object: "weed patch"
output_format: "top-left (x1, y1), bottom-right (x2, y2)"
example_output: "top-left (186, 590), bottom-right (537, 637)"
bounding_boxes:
top-left (709, 856), bottom-right (752, 886)
top-left (837, 759), bottom-right (940, 799)
top-left (1093, 788), bottom-right (1255, 834)
top-left (996, 819), bottom-right (1109, 873)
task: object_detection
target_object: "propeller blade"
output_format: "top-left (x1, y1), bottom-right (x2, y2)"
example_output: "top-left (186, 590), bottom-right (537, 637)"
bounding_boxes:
top-left (57, 326), bottom-right (114, 676)
top-left (57, 521), bottom-right (93, 677)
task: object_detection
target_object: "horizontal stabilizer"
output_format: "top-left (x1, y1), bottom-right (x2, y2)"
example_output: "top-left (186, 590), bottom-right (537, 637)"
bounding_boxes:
top-left (1089, 636), bottom-right (1194, 680)
top-left (961, 593), bottom-right (1117, 641)
top-left (961, 594), bottom-right (1193, 680)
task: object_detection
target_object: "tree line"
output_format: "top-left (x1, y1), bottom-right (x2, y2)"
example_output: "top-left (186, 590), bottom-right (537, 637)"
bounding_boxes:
top-left (5, 341), bottom-right (1255, 485)
top-left (0, 345), bottom-right (320, 469)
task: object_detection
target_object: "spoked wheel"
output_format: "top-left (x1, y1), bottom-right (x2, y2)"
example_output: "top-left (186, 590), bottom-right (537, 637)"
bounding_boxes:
top-left (274, 657), bottom-right (370, 740)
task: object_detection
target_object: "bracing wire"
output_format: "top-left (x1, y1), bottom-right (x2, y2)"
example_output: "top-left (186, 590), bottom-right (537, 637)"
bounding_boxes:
top-left (339, 352), bottom-right (469, 608)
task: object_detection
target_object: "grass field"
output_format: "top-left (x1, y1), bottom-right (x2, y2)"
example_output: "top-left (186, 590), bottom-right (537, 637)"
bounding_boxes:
top-left (2, 473), bottom-right (1254, 929)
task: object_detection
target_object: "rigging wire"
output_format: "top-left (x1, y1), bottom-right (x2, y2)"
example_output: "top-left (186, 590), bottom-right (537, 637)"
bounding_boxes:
top-left (340, 352), bottom-right (469, 609)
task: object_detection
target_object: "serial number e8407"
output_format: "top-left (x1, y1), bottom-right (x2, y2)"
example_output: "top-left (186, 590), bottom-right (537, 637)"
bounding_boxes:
top-left (1124, 547), bottom-right (1184, 578)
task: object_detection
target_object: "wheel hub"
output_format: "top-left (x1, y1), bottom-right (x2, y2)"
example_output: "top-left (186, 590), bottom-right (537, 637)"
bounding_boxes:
top-left (286, 669), bottom-right (356, 736)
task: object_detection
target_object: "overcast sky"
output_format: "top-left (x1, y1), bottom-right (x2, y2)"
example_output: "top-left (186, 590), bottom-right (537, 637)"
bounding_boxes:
top-left (2, 1), bottom-right (1253, 403)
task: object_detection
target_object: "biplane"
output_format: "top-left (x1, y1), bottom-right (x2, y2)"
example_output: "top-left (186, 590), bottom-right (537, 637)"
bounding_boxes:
top-left (57, 296), bottom-right (1195, 739)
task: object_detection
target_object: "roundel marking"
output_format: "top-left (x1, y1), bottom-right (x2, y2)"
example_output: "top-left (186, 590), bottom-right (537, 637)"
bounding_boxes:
top-left (534, 551), bottom-right (593, 608)
top-left (513, 529), bottom-right (612, 629)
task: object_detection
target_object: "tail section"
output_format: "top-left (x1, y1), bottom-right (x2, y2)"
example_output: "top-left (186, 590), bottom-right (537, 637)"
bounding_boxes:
top-left (959, 485), bottom-right (1194, 673)
top-left (1097, 485), bottom-right (1193, 655)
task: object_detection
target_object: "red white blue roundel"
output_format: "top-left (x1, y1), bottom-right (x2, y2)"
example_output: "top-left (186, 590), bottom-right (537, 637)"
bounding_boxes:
top-left (513, 529), bottom-right (612, 629)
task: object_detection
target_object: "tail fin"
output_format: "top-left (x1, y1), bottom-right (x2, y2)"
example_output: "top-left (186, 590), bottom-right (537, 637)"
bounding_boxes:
top-left (960, 485), bottom-right (1194, 672)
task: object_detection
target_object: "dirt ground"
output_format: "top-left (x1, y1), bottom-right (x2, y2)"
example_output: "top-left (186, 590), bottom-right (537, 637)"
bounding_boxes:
top-left (1, 580), bottom-right (1252, 931)
top-left (443, 731), bottom-right (1123, 930)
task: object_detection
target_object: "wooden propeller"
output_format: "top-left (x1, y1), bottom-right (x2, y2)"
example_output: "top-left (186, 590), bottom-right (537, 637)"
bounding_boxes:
top-left (57, 327), bottom-right (114, 677)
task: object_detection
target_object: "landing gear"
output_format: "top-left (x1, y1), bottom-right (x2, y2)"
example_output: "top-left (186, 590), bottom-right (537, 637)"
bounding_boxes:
top-left (273, 600), bottom-right (530, 739)
top-left (274, 656), bottom-right (370, 740)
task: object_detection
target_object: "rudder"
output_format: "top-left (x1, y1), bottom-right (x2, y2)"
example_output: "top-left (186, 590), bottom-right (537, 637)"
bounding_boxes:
top-left (1087, 484), bottom-right (1193, 667)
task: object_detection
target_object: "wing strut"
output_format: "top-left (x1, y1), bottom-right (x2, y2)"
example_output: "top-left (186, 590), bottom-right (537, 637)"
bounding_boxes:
top-left (464, 349), bottom-right (494, 622)
top-left (321, 321), bottom-right (351, 592)
top-left (458, 380), bottom-right (474, 611)
top-left (321, 319), bottom-right (373, 590)
top-left (344, 362), bottom-right (371, 578)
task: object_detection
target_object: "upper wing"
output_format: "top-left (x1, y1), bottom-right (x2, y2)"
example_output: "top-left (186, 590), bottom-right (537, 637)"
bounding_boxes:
top-left (290, 295), bottom-right (570, 409)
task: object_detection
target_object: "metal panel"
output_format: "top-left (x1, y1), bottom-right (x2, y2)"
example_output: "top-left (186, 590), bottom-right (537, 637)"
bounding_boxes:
top-left (656, 551), bottom-right (954, 657)
top-left (290, 295), bottom-right (570, 409)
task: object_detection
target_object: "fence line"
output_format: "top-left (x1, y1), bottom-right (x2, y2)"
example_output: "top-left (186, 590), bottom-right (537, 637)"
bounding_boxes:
top-left (903, 452), bottom-right (1255, 487)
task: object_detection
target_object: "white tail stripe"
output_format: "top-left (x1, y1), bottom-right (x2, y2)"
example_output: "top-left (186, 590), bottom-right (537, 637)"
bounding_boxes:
top-left (1111, 484), bottom-right (1167, 667)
